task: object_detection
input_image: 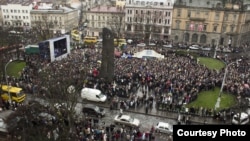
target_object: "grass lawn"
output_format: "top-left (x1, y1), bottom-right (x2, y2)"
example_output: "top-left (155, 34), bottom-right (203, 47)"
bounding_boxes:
top-left (6, 60), bottom-right (26, 78)
top-left (186, 87), bottom-right (237, 111)
top-left (198, 57), bottom-right (225, 71)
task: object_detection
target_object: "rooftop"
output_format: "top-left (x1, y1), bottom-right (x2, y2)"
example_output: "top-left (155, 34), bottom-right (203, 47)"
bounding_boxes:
top-left (0, 0), bottom-right (33, 6)
top-left (31, 6), bottom-right (76, 13)
top-left (89, 6), bottom-right (124, 13)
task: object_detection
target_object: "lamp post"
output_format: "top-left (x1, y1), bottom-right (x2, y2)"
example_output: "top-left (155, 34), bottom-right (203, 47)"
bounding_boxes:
top-left (214, 59), bottom-right (241, 110)
top-left (5, 60), bottom-right (12, 103)
top-left (213, 39), bottom-right (219, 58)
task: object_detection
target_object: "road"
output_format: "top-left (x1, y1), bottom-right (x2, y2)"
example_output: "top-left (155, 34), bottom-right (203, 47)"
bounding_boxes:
top-left (26, 94), bottom-right (175, 140)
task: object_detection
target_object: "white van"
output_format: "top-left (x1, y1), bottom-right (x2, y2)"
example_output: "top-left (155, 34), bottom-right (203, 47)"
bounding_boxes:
top-left (81, 88), bottom-right (107, 102)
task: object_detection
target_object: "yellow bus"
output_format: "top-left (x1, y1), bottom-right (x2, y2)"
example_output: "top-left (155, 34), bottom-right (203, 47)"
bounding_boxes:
top-left (83, 36), bottom-right (97, 44)
top-left (114, 38), bottom-right (126, 47)
top-left (71, 30), bottom-right (80, 41)
top-left (1, 85), bottom-right (26, 103)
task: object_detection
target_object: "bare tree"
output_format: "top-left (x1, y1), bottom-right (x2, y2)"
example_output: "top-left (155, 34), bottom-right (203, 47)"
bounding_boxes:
top-left (32, 14), bottom-right (54, 41)
top-left (107, 7), bottom-right (125, 48)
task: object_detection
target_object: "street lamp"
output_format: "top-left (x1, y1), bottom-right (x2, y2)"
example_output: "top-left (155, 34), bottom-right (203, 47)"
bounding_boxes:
top-left (214, 59), bottom-right (241, 110)
top-left (213, 39), bottom-right (219, 58)
top-left (5, 59), bottom-right (12, 103)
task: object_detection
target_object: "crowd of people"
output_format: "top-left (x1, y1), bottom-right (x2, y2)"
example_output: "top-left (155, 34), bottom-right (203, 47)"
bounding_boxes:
top-left (2, 43), bottom-right (250, 140)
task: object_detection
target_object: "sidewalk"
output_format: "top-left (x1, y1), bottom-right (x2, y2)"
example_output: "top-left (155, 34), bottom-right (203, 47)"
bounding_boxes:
top-left (99, 101), bottom-right (229, 125)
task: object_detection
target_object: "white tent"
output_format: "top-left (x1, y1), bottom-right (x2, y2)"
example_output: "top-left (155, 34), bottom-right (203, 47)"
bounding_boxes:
top-left (133, 50), bottom-right (164, 59)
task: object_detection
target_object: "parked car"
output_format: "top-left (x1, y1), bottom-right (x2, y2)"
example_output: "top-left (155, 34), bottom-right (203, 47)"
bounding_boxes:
top-left (222, 48), bottom-right (232, 53)
top-left (155, 122), bottom-right (173, 134)
top-left (114, 114), bottom-right (140, 127)
top-left (201, 46), bottom-right (212, 51)
top-left (0, 111), bottom-right (14, 133)
top-left (137, 43), bottom-right (146, 47)
top-left (246, 108), bottom-right (250, 117)
top-left (163, 44), bottom-right (173, 48)
top-left (148, 42), bottom-right (156, 46)
top-left (82, 104), bottom-right (105, 118)
top-left (189, 45), bottom-right (200, 50)
top-left (231, 112), bottom-right (249, 125)
top-left (178, 44), bottom-right (188, 49)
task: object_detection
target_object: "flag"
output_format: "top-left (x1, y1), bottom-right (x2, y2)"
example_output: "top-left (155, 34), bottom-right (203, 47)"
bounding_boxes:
top-left (198, 24), bottom-right (203, 32)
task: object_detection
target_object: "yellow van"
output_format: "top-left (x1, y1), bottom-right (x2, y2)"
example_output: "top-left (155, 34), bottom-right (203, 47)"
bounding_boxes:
top-left (1, 85), bottom-right (26, 103)
top-left (84, 36), bottom-right (97, 44)
top-left (71, 30), bottom-right (80, 41)
top-left (114, 39), bottom-right (126, 47)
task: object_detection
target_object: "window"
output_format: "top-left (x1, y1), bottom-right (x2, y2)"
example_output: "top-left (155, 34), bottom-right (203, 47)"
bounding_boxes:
top-left (195, 24), bottom-right (198, 31)
top-left (222, 25), bottom-right (227, 32)
top-left (215, 13), bottom-right (220, 20)
top-left (159, 19), bottom-right (162, 24)
top-left (230, 25), bottom-right (235, 32)
top-left (92, 15), bottom-right (94, 20)
top-left (177, 9), bottom-right (181, 17)
top-left (224, 14), bottom-right (228, 21)
top-left (160, 2), bottom-right (163, 5)
top-left (203, 25), bottom-right (207, 31)
top-left (127, 25), bottom-right (131, 31)
top-left (136, 10), bottom-right (138, 14)
top-left (189, 0), bottom-right (192, 3)
top-left (140, 18), bottom-right (143, 23)
top-left (11, 10), bottom-right (13, 13)
top-left (141, 10), bottom-right (143, 14)
top-left (147, 11), bottom-right (150, 15)
top-left (233, 15), bottom-right (237, 19)
top-left (186, 22), bottom-right (190, 30)
top-left (187, 10), bottom-right (191, 17)
top-left (154, 18), bottom-right (156, 23)
top-left (154, 2), bottom-right (157, 6)
top-left (127, 10), bottom-right (129, 14)
top-left (176, 21), bottom-right (180, 29)
top-left (213, 25), bottom-right (217, 32)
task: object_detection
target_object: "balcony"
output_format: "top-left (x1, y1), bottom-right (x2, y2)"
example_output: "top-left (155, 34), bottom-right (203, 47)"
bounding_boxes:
top-left (189, 17), bottom-right (206, 21)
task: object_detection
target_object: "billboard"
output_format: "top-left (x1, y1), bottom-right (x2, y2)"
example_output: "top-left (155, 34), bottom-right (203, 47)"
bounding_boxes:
top-left (39, 35), bottom-right (70, 62)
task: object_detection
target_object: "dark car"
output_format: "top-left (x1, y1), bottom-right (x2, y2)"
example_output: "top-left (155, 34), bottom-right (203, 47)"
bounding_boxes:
top-left (82, 104), bottom-right (105, 118)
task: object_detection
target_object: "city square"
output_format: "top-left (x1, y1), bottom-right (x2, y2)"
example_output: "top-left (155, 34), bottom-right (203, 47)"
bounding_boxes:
top-left (0, 0), bottom-right (250, 141)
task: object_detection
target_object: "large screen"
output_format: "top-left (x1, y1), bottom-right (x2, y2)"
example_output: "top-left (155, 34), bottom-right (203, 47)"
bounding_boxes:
top-left (38, 35), bottom-right (70, 62)
top-left (38, 41), bottom-right (50, 62)
top-left (53, 38), bottom-right (67, 58)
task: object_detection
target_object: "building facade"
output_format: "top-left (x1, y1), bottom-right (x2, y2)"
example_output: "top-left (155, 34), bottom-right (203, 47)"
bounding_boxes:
top-left (171, 0), bottom-right (250, 48)
top-left (30, 5), bottom-right (78, 34)
top-left (0, 0), bottom-right (33, 30)
top-left (124, 0), bottom-right (173, 41)
top-left (83, 6), bottom-right (125, 37)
